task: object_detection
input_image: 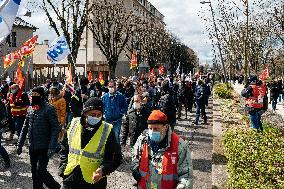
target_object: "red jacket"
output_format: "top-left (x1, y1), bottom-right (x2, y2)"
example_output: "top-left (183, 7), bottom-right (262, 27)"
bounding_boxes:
top-left (8, 91), bottom-right (28, 117)
top-left (138, 133), bottom-right (179, 189)
top-left (245, 84), bottom-right (266, 109)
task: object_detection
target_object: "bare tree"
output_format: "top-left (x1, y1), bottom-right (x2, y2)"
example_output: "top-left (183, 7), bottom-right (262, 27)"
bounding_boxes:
top-left (139, 20), bottom-right (171, 69)
top-left (88, 0), bottom-right (138, 79)
top-left (201, 0), bottom-right (284, 78)
top-left (41, 0), bottom-right (90, 75)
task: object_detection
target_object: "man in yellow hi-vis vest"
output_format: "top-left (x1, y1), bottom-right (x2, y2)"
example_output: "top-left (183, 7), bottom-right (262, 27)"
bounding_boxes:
top-left (59, 97), bottom-right (123, 189)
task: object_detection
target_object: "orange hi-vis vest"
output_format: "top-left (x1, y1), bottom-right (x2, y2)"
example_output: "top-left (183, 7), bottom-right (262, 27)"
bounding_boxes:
top-left (8, 92), bottom-right (28, 117)
top-left (245, 84), bottom-right (266, 109)
top-left (138, 133), bottom-right (179, 189)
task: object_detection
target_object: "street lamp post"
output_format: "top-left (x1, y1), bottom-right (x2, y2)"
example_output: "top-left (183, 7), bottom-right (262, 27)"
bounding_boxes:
top-left (201, 0), bottom-right (228, 83)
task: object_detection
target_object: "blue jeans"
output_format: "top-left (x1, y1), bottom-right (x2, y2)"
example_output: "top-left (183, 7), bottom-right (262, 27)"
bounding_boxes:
top-left (14, 116), bottom-right (26, 136)
top-left (195, 104), bottom-right (207, 125)
top-left (66, 112), bottom-right (72, 126)
top-left (249, 110), bottom-right (263, 131)
top-left (106, 119), bottom-right (122, 144)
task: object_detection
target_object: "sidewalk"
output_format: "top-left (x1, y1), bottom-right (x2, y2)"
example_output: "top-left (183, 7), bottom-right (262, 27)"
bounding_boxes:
top-left (233, 83), bottom-right (284, 118)
top-left (212, 99), bottom-right (228, 188)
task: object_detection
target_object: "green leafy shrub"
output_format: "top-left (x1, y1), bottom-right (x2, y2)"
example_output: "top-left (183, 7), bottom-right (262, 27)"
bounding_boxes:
top-left (224, 124), bottom-right (284, 189)
top-left (214, 83), bottom-right (233, 99)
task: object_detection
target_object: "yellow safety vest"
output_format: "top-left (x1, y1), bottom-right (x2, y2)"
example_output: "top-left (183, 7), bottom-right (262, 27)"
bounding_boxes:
top-left (64, 118), bottom-right (112, 184)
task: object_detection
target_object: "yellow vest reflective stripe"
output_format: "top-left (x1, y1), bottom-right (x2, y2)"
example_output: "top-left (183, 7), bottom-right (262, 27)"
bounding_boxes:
top-left (64, 118), bottom-right (112, 184)
top-left (72, 95), bottom-right (79, 101)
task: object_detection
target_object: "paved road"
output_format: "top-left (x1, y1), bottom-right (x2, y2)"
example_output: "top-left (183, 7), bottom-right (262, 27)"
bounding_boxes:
top-left (233, 83), bottom-right (284, 118)
top-left (175, 97), bottom-right (213, 189)
top-left (0, 98), bottom-right (213, 189)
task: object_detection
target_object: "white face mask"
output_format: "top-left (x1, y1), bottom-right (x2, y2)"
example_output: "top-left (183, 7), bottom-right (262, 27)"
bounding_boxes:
top-left (86, 116), bottom-right (102, 126)
top-left (11, 89), bottom-right (17, 94)
top-left (108, 87), bottom-right (115, 94)
top-left (133, 102), bottom-right (141, 110)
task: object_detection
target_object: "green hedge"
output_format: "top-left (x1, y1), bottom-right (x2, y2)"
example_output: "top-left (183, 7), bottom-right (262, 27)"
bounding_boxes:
top-left (214, 83), bottom-right (233, 99)
top-left (224, 125), bottom-right (284, 189)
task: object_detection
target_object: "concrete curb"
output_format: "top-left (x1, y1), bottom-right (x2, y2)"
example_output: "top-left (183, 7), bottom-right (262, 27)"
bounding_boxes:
top-left (212, 98), bottom-right (228, 189)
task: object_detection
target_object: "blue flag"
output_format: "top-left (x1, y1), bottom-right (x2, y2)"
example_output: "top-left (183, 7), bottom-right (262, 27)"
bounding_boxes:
top-left (47, 36), bottom-right (71, 64)
top-left (0, 0), bottom-right (22, 43)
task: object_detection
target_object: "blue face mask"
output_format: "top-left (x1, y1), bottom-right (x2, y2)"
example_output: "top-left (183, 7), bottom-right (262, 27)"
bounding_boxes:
top-left (148, 130), bottom-right (161, 142)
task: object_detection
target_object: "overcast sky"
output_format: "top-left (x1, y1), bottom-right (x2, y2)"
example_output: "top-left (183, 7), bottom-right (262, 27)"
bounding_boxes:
top-left (20, 0), bottom-right (213, 64)
top-left (149, 0), bottom-right (213, 64)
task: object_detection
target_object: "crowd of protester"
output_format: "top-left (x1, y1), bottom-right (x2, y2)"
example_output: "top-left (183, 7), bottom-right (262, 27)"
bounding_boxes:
top-left (0, 73), bottom-right (213, 189)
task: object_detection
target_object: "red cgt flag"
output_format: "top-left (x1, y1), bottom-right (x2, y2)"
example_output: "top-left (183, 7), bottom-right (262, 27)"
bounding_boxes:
top-left (130, 50), bottom-right (138, 69)
top-left (14, 64), bottom-right (25, 89)
top-left (98, 72), bottom-right (104, 85)
top-left (88, 71), bottom-right (93, 82)
top-left (4, 35), bottom-right (38, 69)
top-left (158, 65), bottom-right (165, 75)
top-left (149, 68), bottom-right (155, 78)
top-left (259, 66), bottom-right (269, 81)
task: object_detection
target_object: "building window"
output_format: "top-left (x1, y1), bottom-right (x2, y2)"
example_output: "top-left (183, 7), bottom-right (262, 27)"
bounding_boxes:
top-left (143, 0), bottom-right (146, 6)
top-left (11, 32), bottom-right (16, 47)
top-left (6, 35), bottom-right (11, 47)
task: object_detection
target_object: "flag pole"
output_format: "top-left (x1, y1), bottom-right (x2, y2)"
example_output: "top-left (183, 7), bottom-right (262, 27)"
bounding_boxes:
top-left (85, 19), bottom-right (88, 77)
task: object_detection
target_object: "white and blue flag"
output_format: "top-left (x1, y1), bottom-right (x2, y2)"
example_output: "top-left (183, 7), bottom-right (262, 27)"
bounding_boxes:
top-left (47, 36), bottom-right (71, 64)
top-left (17, 0), bottom-right (28, 16)
top-left (0, 0), bottom-right (22, 43)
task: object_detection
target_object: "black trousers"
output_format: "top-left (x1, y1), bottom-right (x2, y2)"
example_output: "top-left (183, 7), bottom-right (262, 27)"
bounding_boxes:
top-left (62, 178), bottom-right (107, 189)
top-left (29, 148), bottom-right (61, 189)
top-left (0, 134), bottom-right (10, 165)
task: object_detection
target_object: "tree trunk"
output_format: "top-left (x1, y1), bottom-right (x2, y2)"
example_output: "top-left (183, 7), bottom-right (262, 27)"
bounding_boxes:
top-left (108, 61), bottom-right (117, 80)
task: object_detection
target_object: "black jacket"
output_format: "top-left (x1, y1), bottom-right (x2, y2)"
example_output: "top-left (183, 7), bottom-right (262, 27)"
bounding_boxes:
top-left (59, 121), bottom-right (123, 189)
top-left (0, 97), bottom-right (8, 132)
top-left (158, 93), bottom-right (176, 125)
top-left (127, 105), bottom-right (151, 146)
top-left (124, 86), bottom-right (135, 105)
top-left (17, 102), bottom-right (60, 150)
top-left (70, 89), bottom-right (83, 117)
top-left (0, 97), bottom-right (7, 123)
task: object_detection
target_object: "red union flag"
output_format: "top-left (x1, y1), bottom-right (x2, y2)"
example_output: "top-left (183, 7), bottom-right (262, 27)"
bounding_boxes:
top-left (14, 64), bottom-right (25, 89)
top-left (3, 35), bottom-right (38, 69)
top-left (259, 66), bottom-right (269, 81)
top-left (130, 50), bottom-right (138, 69)
top-left (88, 71), bottom-right (93, 82)
top-left (158, 65), bottom-right (165, 75)
top-left (98, 72), bottom-right (104, 85)
top-left (149, 68), bottom-right (155, 78)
